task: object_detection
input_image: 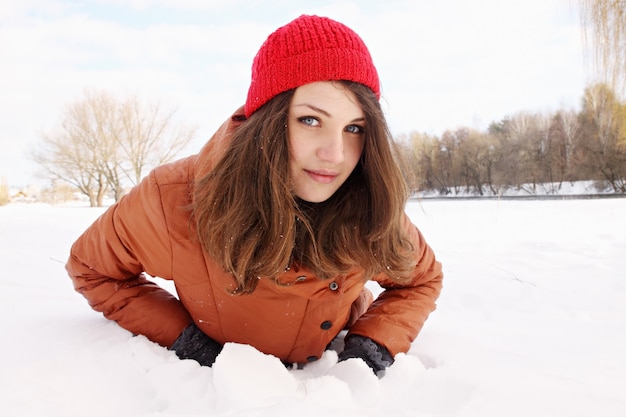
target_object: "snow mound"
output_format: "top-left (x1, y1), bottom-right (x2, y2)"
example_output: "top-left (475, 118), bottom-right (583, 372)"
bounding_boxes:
top-left (213, 343), bottom-right (301, 409)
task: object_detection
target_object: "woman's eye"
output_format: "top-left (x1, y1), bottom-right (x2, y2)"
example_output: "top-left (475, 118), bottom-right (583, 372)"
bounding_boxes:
top-left (346, 124), bottom-right (364, 134)
top-left (298, 116), bottom-right (319, 127)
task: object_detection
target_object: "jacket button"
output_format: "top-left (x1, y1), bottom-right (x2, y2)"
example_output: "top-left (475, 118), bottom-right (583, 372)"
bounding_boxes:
top-left (329, 281), bottom-right (339, 291)
top-left (307, 355), bottom-right (318, 362)
top-left (320, 320), bottom-right (332, 330)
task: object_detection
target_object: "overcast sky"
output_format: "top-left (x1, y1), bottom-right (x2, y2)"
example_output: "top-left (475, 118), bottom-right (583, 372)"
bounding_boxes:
top-left (1, 0), bottom-right (589, 187)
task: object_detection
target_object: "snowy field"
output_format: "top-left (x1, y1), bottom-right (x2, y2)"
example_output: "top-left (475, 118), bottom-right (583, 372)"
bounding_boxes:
top-left (1, 198), bottom-right (625, 417)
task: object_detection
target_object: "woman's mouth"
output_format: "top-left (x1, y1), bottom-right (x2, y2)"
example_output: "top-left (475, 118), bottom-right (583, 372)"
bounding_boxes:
top-left (304, 169), bottom-right (339, 184)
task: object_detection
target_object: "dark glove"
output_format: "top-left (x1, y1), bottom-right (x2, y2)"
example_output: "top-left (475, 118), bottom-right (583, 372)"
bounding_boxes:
top-left (170, 323), bottom-right (223, 367)
top-left (338, 335), bottom-right (394, 375)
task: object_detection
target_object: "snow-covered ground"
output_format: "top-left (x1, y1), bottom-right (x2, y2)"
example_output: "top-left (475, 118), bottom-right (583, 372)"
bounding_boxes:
top-left (1, 198), bottom-right (624, 417)
top-left (413, 180), bottom-right (621, 198)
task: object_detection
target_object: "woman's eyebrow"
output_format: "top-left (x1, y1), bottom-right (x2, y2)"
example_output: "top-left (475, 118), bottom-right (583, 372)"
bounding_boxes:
top-left (292, 103), bottom-right (365, 123)
top-left (292, 103), bottom-right (331, 117)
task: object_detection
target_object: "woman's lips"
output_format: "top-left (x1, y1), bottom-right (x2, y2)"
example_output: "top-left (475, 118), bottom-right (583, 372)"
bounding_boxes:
top-left (305, 169), bottom-right (339, 184)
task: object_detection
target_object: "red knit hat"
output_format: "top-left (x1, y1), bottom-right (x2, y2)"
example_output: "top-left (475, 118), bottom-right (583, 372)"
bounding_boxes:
top-left (244, 15), bottom-right (380, 117)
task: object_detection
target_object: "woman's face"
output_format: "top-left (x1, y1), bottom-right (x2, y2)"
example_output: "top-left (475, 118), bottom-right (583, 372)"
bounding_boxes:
top-left (287, 81), bottom-right (366, 203)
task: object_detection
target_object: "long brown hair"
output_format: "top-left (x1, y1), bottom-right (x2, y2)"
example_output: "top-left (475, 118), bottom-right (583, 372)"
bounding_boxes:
top-left (193, 81), bottom-right (416, 293)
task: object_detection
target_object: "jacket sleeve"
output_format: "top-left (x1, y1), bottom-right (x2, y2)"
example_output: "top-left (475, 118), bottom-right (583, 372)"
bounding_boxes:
top-left (347, 215), bottom-right (443, 356)
top-left (65, 170), bottom-right (193, 348)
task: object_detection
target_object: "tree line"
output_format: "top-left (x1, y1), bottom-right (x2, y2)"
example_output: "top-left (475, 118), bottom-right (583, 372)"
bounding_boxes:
top-left (404, 83), bottom-right (626, 196)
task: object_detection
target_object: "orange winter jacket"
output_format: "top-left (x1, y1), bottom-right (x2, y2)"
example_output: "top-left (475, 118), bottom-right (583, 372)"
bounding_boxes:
top-left (66, 106), bottom-right (443, 365)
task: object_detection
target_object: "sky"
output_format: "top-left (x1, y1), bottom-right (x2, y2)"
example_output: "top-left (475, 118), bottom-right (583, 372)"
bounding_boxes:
top-left (0, 0), bottom-right (589, 187)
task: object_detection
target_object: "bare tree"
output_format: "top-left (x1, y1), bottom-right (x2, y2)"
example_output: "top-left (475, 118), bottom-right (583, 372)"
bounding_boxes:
top-left (410, 132), bottom-right (445, 193)
top-left (499, 112), bottom-right (539, 192)
top-left (0, 177), bottom-right (9, 206)
top-left (579, 0), bottom-right (626, 96)
top-left (553, 109), bottom-right (583, 181)
top-left (455, 129), bottom-right (500, 195)
top-left (534, 112), bottom-right (562, 193)
top-left (579, 83), bottom-right (626, 191)
top-left (116, 96), bottom-right (196, 185)
top-left (33, 89), bottom-right (196, 206)
top-left (33, 94), bottom-right (113, 207)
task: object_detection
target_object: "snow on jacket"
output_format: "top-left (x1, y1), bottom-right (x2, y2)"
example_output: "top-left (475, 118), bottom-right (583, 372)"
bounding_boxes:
top-left (66, 106), bottom-right (443, 365)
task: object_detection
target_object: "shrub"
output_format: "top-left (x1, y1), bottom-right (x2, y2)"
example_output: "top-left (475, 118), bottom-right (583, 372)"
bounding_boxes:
top-left (0, 178), bottom-right (9, 206)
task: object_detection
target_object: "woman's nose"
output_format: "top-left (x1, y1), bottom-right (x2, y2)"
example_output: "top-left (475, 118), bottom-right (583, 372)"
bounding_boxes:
top-left (317, 131), bottom-right (344, 164)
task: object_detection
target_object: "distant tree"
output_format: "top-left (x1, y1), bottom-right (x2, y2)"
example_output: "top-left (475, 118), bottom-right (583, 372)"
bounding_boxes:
top-left (439, 130), bottom-right (464, 194)
top-left (496, 112), bottom-right (540, 191)
top-left (487, 112), bottom-right (557, 193)
top-left (0, 177), bottom-right (9, 206)
top-left (579, 83), bottom-right (626, 192)
top-left (534, 112), bottom-right (563, 193)
top-left (579, 0), bottom-right (626, 96)
top-left (33, 89), bottom-right (196, 206)
top-left (455, 129), bottom-right (500, 195)
top-left (410, 132), bottom-right (445, 193)
top-left (411, 128), bottom-right (502, 196)
top-left (552, 109), bottom-right (583, 182)
top-left (34, 107), bottom-right (111, 207)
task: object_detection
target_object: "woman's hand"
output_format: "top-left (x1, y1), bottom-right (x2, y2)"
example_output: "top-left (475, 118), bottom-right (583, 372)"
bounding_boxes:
top-left (338, 335), bottom-right (394, 376)
top-left (170, 323), bottom-right (223, 367)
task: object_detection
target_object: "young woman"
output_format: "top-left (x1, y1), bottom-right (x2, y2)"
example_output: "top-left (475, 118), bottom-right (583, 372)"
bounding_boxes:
top-left (66, 14), bottom-right (443, 375)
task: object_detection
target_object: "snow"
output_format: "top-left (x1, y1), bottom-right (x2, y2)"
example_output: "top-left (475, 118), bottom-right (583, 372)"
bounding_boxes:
top-left (413, 180), bottom-right (619, 198)
top-left (1, 198), bottom-right (625, 416)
